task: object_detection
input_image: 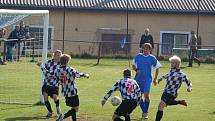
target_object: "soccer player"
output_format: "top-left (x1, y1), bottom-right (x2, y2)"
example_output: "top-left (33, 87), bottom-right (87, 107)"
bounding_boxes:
top-left (101, 69), bottom-right (142, 121)
top-left (132, 43), bottom-right (161, 119)
top-left (38, 50), bottom-right (62, 118)
top-left (55, 54), bottom-right (89, 121)
top-left (155, 55), bottom-right (192, 121)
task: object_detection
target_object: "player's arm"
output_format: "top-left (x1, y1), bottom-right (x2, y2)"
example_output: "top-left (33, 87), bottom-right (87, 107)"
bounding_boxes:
top-left (183, 75), bottom-right (192, 92)
top-left (157, 73), bottom-right (169, 84)
top-left (101, 81), bottom-right (120, 106)
top-left (132, 58), bottom-right (141, 75)
top-left (71, 68), bottom-right (89, 78)
top-left (153, 59), bottom-right (162, 86)
top-left (40, 61), bottom-right (53, 77)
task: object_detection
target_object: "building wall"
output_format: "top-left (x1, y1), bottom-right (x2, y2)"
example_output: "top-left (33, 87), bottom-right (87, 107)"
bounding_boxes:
top-left (50, 10), bottom-right (215, 56)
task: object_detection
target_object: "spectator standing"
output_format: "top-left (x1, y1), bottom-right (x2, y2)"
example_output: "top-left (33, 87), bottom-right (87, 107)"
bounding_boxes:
top-left (6, 25), bottom-right (20, 61)
top-left (0, 28), bottom-right (7, 65)
top-left (197, 35), bottom-right (202, 49)
top-left (139, 28), bottom-right (154, 49)
top-left (188, 31), bottom-right (201, 67)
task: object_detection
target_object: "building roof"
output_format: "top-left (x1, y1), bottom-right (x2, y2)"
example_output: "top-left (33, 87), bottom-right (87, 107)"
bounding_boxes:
top-left (1, 0), bottom-right (215, 15)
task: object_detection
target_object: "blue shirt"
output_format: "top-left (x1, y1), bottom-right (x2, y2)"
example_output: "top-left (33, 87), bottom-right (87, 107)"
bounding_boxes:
top-left (133, 53), bottom-right (161, 83)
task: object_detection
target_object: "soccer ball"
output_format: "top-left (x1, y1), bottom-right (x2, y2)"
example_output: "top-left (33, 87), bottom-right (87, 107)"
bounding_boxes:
top-left (111, 96), bottom-right (121, 106)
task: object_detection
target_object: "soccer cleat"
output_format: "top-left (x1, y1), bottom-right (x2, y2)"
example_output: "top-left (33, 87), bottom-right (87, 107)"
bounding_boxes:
top-left (198, 62), bottom-right (201, 66)
top-left (46, 112), bottom-right (53, 118)
top-left (56, 114), bottom-right (63, 121)
top-left (56, 106), bottom-right (62, 115)
top-left (142, 113), bottom-right (148, 119)
top-left (180, 100), bottom-right (188, 106)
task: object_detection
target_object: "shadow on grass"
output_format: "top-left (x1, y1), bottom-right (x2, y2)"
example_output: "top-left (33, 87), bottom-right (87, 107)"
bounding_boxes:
top-left (0, 101), bottom-right (43, 111)
top-left (4, 116), bottom-right (49, 121)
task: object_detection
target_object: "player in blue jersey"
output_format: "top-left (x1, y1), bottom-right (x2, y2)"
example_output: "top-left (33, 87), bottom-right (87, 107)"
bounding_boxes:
top-left (155, 55), bottom-right (192, 121)
top-left (132, 43), bottom-right (161, 119)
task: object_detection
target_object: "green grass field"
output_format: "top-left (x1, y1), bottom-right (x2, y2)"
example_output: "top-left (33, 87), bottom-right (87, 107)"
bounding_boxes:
top-left (0, 58), bottom-right (215, 121)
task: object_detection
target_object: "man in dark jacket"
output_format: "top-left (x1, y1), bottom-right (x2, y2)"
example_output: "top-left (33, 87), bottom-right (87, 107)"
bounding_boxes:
top-left (139, 28), bottom-right (154, 49)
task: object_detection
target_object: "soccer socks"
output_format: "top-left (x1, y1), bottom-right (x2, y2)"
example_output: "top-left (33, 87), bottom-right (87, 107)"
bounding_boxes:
top-left (155, 110), bottom-right (163, 121)
top-left (114, 117), bottom-right (123, 121)
top-left (63, 109), bottom-right (76, 121)
top-left (144, 100), bottom-right (150, 113)
top-left (45, 101), bottom-right (52, 113)
top-left (55, 99), bottom-right (61, 114)
top-left (125, 115), bottom-right (131, 121)
top-left (70, 109), bottom-right (77, 121)
top-left (55, 99), bottom-right (59, 107)
top-left (168, 100), bottom-right (180, 105)
top-left (139, 99), bottom-right (145, 112)
top-left (140, 99), bottom-right (150, 113)
top-left (63, 110), bottom-right (72, 119)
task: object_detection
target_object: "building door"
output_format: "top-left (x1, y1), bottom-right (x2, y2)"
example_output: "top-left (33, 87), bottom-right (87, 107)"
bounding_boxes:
top-left (162, 33), bottom-right (174, 55)
top-left (101, 34), bottom-right (131, 56)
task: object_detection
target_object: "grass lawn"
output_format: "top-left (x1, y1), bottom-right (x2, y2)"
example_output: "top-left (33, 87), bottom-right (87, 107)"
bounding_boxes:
top-left (0, 58), bottom-right (215, 121)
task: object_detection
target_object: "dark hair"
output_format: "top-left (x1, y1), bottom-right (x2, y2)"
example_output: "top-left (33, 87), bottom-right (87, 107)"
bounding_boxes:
top-left (60, 54), bottom-right (71, 65)
top-left (123, 69), bottom-right (131, 78)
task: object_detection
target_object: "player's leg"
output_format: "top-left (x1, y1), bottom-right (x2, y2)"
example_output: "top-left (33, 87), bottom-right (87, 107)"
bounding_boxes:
top-left (164, 93), bottom-right (187, 106)
top-left (155, 100), bottom-right (166, 121)
top-left (63, 95), bottom-right (79, 121)
top-left (112, 100), bottom-right (128, 121)
top-left (112, 114), bottom-right (123, 121)
top-left (135, 79), bottom-right (145, 114)
top-left (142, 81), bottom-right (152, 119)
top-left (52, 88), bottom-right (61, 115)
top-left (42, 86), bottom-right (53, 117)
top-left (124, 100), bottom-right (138, 121)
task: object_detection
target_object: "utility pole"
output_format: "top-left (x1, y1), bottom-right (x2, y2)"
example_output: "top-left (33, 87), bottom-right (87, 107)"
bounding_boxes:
top-left (196, 0), bottom-right (201, 39)
top-left (62, 0), bottom-right (66, 53)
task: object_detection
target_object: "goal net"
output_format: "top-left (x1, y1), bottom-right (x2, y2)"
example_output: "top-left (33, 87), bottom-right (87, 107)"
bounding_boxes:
top-left (0, 9), bottom-right (49, 104)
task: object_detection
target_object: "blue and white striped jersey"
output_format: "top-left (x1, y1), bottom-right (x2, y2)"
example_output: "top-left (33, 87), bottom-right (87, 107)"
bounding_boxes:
top-left (158, 68), bottom-right (192, 97)
top-left (103, 78), bottom-right (142, 101)
top-left (41, 59), bottom-right (60, 87)
top-left (55, 65), bottom-right (86, 97)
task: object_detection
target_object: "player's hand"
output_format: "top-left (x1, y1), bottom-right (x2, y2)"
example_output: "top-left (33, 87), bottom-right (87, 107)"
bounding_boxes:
top-left (136, 70), bottom-right (141, 75)
top-left (101, 99), bottom-right (106, 107)
top-left (36, 62), bottom-right (42, 67)
top-left (157, 78), bottom-right (162, 84)
top-left (187, 88), bottom-right (192, 92)
top-left (153, 79), bottom-right (158, 86)
top-left (84, 73), bottom-right (89, 78)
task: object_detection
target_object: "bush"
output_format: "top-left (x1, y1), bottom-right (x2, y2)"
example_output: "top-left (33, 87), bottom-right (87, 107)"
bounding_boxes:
top-left (204, 56), bottom-right (215, 64)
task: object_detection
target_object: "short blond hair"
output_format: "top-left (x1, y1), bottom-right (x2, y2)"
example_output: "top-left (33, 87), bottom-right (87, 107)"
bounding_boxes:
top-left (169, 55), bottom-right (181, 68)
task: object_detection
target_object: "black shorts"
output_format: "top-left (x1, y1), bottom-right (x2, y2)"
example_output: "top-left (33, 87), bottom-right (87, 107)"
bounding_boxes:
top-left (42, 85), bottom-right (59, 97)
top-left (65, 95), bottom-right (79, 107)
top-left (114, 99), bottom-right (137, 116)
top-left (161, 92), bottom-right (176, 105)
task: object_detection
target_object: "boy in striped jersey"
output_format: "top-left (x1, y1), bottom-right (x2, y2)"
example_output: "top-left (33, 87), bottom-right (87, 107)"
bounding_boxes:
top-left (55, 54), bottom-right (89, 121)
top-left (101, 69), bottom-right (141, 121)
top-left (39, 50), bottom-right (62, 118)
top-left (155, 55), bottom-right (192, 121)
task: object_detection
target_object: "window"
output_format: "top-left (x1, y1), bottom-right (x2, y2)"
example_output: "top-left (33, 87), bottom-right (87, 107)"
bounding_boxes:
top-left (160, 31), bottom-right (189, 55)
top-left (25, 25), bottom-right (54, 51)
